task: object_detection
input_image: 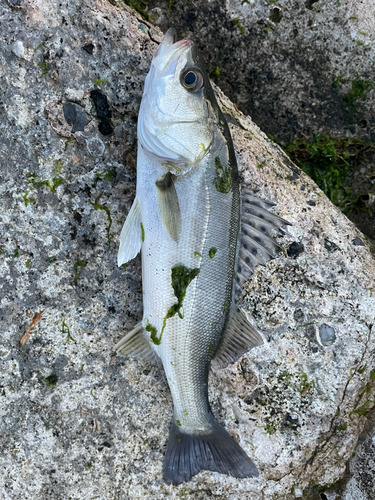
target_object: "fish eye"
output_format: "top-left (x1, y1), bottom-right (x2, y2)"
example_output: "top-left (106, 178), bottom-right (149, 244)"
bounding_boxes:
top-left (180, 69), bottom-right (204, 92)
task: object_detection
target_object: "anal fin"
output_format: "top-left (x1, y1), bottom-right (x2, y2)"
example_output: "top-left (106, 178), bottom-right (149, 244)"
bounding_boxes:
top-left (118, 197), bottom-right (143, 266)
top-left (211, 308), bottom-right (263, 370)
top-left (114, 322), bottom-right (158, 364)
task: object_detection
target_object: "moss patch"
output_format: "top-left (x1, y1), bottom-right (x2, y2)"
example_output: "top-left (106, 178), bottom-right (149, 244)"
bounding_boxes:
top-left (208, 247), bottom-right (217, 259)
top-left (146, 320), bottom-right (160, 345)
top-left (214, 156), bottom-right (232, 194)
top-left (159, 265), bottom-right (200, 338)
top-left (282, 133), bottom-right (375, 212)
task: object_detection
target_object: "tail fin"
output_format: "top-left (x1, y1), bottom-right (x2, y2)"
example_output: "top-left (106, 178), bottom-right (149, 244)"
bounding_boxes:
top-left (163, 414), bottom-right (259, 485)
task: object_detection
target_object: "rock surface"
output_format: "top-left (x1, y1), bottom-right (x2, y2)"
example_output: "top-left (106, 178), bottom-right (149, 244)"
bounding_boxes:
top-left (1, 1), bottom-right (375, 499)
top-left (147, 0), bottom-right (375, 143)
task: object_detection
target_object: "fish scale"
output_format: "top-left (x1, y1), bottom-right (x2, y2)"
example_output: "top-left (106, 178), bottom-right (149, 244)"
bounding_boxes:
top-left (116, 28), bottom-right (289, 485)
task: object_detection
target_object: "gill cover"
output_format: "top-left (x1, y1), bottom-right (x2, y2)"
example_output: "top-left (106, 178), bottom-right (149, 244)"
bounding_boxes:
top-left (137, 28), bottom-right (214, 174)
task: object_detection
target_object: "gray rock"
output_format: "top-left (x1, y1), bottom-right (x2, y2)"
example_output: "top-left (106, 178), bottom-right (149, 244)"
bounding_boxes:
top-left (0, 1), bottom-right (375, 499)
top-left (146, 0), bottom-right (375, 143)
top-left (318, 324), bottom-right (336, 346)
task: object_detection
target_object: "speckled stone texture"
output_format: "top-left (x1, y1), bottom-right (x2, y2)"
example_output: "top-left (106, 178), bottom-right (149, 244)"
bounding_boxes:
top-left (147, 0), bottom-right (375, 143)
top-left (1, 1), bottom-right (375, 499)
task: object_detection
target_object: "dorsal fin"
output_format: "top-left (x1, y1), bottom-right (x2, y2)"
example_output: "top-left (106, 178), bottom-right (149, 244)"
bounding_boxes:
top-left (211, 308), bottom-right (264, 370)
top-left (233, 189), bottom-right (290, 298)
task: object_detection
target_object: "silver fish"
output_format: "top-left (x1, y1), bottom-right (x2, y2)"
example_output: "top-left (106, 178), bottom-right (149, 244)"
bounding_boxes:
top-left (116, 28), bottom-right (288, 485)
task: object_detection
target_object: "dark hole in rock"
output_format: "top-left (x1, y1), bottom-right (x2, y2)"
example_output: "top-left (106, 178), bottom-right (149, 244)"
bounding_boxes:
top-left (269, 7), bottom-right (282, 24)
top-left (63, 102), bottom-right (89, 133)
top-left (306, 200), bottom-right (316, 206)
top-left (324, 238), bottom-right (339, 252)
top-left (83, 43), bottom-right (94, 54)
top-left (90, 90), bottom-right (112, 119)
top-left (287, 241), bottom-right (304, 258)
top-left (306, 0), bottom-right (319, 9)
top-left (352, 237), bottom-right (364, 246)
top-left (294, 308), bottom-right (304, 322)
top-left (318, 324), bottom-right (336, 346)
top-left (99, 118), bottom-right (113, 136)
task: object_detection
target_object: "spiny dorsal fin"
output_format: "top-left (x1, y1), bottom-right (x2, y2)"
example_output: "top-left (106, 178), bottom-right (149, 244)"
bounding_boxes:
top-left (114, 322), bottom-right (159, 364)
top-left (233, 189), bottom-right (290, 298)
top-left (117, 197), bottom-right (142, 266)
top-left (211, 308), bottom-right (264, 370)
top-left (156, 172), bottom-right (181, 242)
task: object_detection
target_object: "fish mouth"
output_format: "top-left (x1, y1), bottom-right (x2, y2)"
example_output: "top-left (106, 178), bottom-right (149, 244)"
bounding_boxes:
top-left (152, 28), bottom-right (193, 73)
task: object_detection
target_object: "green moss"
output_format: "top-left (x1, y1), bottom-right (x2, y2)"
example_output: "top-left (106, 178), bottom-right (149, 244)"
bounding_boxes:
top-left (62, 320), bottom-right (75, 343)
top-left (171, 265), bottom-right (200, 306)
top-left (96, 168), bottom-right (116, 182)
top-left (331, 73), bottom-right (345, 90)
top-left (25, 259), bottom-right (31, 268)
top-left (357, 364), bottom-right (367, 374)
top-left (123, 0), bottom-right (150, 20)
top-left (46, 255), bottom-right (57, 264)
top-left (34, 41), bottom-right (45, 51)
top-left (349, 399), bottom-right (374, 419)
top-left (39, 61), bottom-right (48, 75)
top-left (194, 251), bottom-right (202, 257)
top-left (73, 259), bottom-right (87, 287)
top-left (90, 388), bottom-right (98, 400)
top-left (93, 78), bottom-right (109, 85)
top-left (176, 419), bottom-right (181, 427)
top-left (344, 78), bottom-right (374, 109)
top-left (282, 133), bottom-right (375, 213)
top-left (45, 370), bottom-right (58, 389)
top-left (167, 0), bottom-right (174, 9)
top-left (233, 17), bottom-right (244, 35)
top-left (334, 422), bottom-right (347, 431)
top-left (209, 66), bottom-right (221, 78)
top-left (26, 169), bottom-right (65, 194)
top-left (22, 189), bottom-right (36, 206)
top-left (146, 320), bottom-right (161, 345)
top-left (208, 247), bottom-right (217, 259)
top-left (265, 422), bottom-right (275, 434)
top-left (140, 222), bottom-right (145, 242)
top-left (214, 156), bottom-right (232, 194)
top-left (160, 265), bottom-right (200, 337)
top-left (297, 372), bottom-right (314, 395)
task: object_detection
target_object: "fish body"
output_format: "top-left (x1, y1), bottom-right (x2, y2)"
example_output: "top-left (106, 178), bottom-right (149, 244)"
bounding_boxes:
top-left (117, 29), bottom-right (288, 484)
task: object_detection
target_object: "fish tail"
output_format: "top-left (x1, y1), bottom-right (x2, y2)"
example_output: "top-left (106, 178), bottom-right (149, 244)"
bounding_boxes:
top-left (163, 413), bottom-right (259, 485)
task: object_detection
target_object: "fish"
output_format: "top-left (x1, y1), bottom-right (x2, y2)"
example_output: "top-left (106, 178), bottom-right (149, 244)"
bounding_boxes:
top-left (115, 28), bottom-right (289, 485)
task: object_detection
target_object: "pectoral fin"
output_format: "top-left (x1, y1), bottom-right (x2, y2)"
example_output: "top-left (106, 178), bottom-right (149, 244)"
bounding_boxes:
top-left (114, 322), bottom-right (159, 364)
top-left (211, 308), bottom-right (264, 370)
top-left (117, 197), bottom-right (142, 266)
top-left (156, 172), bottom-right (181, 242)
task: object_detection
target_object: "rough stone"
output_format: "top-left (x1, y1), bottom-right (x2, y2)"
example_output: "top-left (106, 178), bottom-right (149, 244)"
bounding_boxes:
top-left (1, 1), bottom-right (375, 499)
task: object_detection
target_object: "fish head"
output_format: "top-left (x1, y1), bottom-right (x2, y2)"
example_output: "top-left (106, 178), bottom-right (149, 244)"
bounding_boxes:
top-left (138, 28), bottom-right (215, 175)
